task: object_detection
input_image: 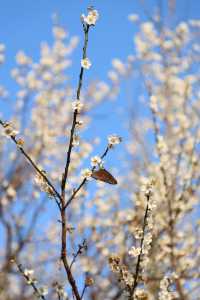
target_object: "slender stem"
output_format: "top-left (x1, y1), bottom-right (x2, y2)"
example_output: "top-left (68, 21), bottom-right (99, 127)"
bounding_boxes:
top-left (0, 119), bottom-right (62, 208)
top-left (129, 193), bottom-right (150, 299)
top-left (15, 262), bottom-right (46, 300)
top-left (80, 284), bottom-right (87, 299)
top-left (69, 239), bottom-right (87, 270)
top-left (60, 206), bottom-right (81, 300)
top-left (59, 23), bottom-right (91, 300)
top-left (61, 24), bottom-right (90, 198)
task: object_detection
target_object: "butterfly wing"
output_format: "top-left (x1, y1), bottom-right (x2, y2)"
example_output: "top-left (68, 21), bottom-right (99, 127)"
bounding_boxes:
top-left (91, 169), bottom-right (117, 185)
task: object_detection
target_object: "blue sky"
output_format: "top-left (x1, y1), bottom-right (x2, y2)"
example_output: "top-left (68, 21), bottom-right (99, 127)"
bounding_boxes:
top-left (1, 0), bottom-right (199, 106)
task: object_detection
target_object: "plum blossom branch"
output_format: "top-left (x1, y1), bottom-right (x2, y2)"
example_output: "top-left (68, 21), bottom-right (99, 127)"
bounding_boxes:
top-left (61, 22), bottom-right (90, 198)
top-left (59, 8), bottom-right (99, 300)
top-left (129, 189), bottom-right (152, 299)
top-left (0, 119), bottom-right (62, 208)
top-left (13, 260), bottom-right (47, 300)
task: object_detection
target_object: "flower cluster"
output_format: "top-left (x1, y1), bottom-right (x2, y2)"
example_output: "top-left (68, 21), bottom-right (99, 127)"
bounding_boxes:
top-left (108, 255), bottom-right (134, 290)
top-left (20, 268), bottom-right (37, 286)
top-left (128, 246), bottom-right (141, 257)
top-left (158, 277), bottom-right (173, 300)
top-left (52, 282), bottom-right (68, 299)
top-left (34, 170), bottom-right (55, 197)
top-left (3, 122), bottom-right (19, 138)
top-left (72, 99), bottom-right (84, 112)
top-left (23, 268), bottom-right (48, 297)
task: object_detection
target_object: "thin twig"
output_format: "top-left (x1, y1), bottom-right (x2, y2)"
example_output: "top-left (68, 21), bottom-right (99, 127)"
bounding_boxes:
top-left (129, 193), bottom-right (150, 299)
top-left (0, 119), bottom-right (62, 208)
top-left (80, 284), bottom-right (87, 300)
top-left (61, 24), bottom-right (90, 199)
top-left (15, 261), bottom-right (47, 300)
top-left (69, 239), bottom-right (87, 270)
top-left (64, 146), bottom-right (110, 209)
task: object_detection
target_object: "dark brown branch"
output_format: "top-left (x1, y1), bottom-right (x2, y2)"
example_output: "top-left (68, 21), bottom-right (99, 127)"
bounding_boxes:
top-left (59, 23), bottom-right (91, 300)
top-left (60, 205), bottom-right (81, 300)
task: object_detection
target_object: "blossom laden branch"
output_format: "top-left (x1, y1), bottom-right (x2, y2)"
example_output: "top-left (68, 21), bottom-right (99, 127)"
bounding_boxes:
top-left (129, 192), bottom-right (151, 299)
top-left (12, 260), bottom-right (48, 300)
top-left (61, 16), bottom-right (91, 198)
top-left (59, 8), bottom-right (99, 300)
top-left (0, 119), bottom-right (62, 207)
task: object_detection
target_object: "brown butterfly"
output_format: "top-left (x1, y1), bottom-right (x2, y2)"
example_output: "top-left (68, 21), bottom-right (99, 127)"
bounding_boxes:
top-left (91, 168), bottom-right (117, 185)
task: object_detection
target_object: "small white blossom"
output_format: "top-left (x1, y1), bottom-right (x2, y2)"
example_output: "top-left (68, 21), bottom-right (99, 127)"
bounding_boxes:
top-left (128, 246), bottom-right (141, 257)
top-left (81, 168), bottom-right (92, 179)
top-left (76, 120), bottom-right (84, 127)
top-left (3, 123), bottom-right (19, 138)
top-left (16, 51), bottom-right (31, 65)
top-left (34, 171), bottom-right (55, 197)
top-left (90, 156), bottom-right (102, 167)
top-left (81, 58), bottom-right (91, 69)
top-left (72, 100), bottom-right (84, 112)
top-left (140, 177), bottom-right (155, 196)
top-left (81, 9), bottom-right (99, 26)
top-left (6, 186), bottom-right (16, 198)
top-left (24, 268), bottom-right (34, 277)
top-left (72, 134), bottom-right (80, 147)
top-left (108, 134), bottom-right (122, 147)
top-left (158, 277), bottom-right (173, 300)
top-left (38, 286), bottom-right (48, 296)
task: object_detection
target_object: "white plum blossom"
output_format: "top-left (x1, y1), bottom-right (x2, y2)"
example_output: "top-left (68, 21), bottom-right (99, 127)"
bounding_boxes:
top-left (90, 156), bottom-right (102, 167)
top-left (72, 100), bottom-right (84, 112)
top-left (108, 134), bottom-right (122, 147)
top-left (38, 286), bottom-right (48, 296)
top-left (128, 246), bottom-right (141, 257)
top-left (16, 51), bottom-right (32, 65)
top-left (81, 9), bottom-right (99, 26)
top-left (3, 123), bottom-right (19, 138)
top-left (24, 268), bottom-right (34, 277)
top-left (81, 168), bottom-right (92, 179)
top-left (72, 134), bottom-right (80, 146)
top-left (81, 58), bottom-right (92, 69)
top-left (158, 277), bottom-right (173, 300)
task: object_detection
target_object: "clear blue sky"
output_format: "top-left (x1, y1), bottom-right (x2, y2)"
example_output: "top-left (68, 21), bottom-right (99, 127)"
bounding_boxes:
top-left (1, 0), bottom-right (199, 91)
